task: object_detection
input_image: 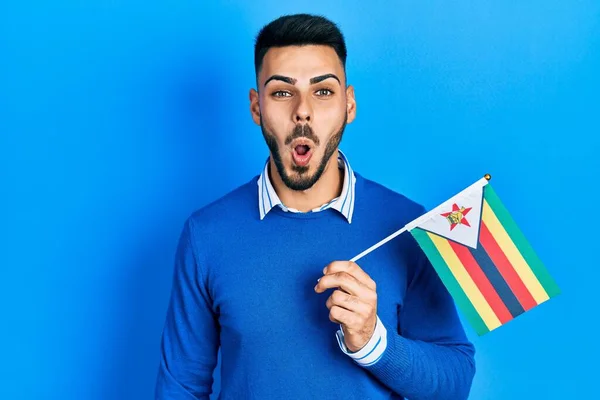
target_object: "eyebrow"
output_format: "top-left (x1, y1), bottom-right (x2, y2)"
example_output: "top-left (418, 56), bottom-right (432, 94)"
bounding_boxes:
top-left (264, 73), bottom-right (341, 87)
top-left (264, 75), bottom-right (297, 86)
top-left (310, 74), bottom-right (340, 85)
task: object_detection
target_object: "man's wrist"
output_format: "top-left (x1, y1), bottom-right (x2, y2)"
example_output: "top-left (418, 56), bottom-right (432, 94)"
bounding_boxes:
top-left (335, 315), bottom-right (388, 366)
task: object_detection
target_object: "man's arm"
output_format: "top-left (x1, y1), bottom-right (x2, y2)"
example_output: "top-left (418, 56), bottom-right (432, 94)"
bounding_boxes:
top-left (361, 249), bottom-right (475, 400)
top-left (320, 251), bottom-right (475, 399)
top-left (155, 218), bottom-right (220, 399)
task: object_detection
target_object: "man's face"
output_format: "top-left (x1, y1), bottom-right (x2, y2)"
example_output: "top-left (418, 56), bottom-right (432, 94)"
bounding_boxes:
top-left (250, 45), bottom-right (356, 191)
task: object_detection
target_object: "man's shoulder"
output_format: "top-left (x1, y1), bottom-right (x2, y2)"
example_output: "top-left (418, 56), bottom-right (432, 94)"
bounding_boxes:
top-left (188, 175), bottom-right (260, 227)
top-left (358, 173), bottom-right (425, 210)
top-left (356, 172), bottom-right (426, 221)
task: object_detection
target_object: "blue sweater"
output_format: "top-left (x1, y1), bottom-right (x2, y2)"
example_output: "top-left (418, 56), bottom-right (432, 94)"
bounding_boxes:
top-left (155, 173), bottom-right (476, 399)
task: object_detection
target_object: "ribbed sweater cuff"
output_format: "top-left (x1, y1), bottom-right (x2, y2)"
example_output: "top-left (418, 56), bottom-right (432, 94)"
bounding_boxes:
top-left (362, 328), bottom-right (412, 380)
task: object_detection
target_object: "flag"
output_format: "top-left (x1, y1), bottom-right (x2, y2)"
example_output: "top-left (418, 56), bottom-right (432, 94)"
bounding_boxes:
top-left (406, 177), bottom-right (560, 335)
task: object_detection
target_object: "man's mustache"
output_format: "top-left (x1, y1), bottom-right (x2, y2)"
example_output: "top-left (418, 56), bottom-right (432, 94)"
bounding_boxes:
top-left (284, 124), bottom-right (320, 146)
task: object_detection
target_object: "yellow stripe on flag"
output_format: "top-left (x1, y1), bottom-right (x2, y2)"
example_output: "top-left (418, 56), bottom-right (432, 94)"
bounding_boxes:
top-left (482, 200), bottom-right (550, 304)
top-left (427, 232), bottom-right (502, 331)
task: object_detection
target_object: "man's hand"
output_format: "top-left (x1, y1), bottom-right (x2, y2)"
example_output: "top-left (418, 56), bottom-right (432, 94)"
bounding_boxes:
top-left (314, 261), bottom-right (378, 353)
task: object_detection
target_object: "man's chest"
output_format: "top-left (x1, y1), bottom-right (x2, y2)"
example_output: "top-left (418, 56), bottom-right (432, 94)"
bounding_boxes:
top-left (204, 240), bottom-right (411, 341)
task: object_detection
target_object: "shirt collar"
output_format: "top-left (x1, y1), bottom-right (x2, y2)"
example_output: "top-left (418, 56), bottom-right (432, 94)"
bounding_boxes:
top-left (257, 150), bottom-right (356, 223)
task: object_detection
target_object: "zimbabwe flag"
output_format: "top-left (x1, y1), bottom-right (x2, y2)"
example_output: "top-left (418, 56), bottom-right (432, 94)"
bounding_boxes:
top-left (406, 177), bottom-right (560, 335)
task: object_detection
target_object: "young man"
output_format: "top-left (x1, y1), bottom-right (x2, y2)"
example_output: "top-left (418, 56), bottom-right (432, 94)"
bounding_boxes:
top-left (155, 13), bottom-right (475, 400)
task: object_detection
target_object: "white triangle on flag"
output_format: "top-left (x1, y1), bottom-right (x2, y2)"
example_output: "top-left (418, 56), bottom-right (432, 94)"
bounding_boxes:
top-left (407, 178), bottom-right (488, 249)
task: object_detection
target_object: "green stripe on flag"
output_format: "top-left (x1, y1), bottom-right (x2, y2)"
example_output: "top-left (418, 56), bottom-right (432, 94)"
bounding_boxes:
top-left (484, 185), bottom-right (560, 297)
top-left (411, 228), bottom-right (490, 336)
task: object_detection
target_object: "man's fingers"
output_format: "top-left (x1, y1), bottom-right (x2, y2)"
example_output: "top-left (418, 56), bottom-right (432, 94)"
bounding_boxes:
top-left (325, 289), bottom-right (371, 316)
top-left (323, 261), bottom-right (376, 291)
top-left (315, 271), bottom-right (366, 297)
top-left (329, 305), bottom-right (360, 326)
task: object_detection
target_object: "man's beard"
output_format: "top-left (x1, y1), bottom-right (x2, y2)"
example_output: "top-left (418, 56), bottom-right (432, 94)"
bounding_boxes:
top-left (260, 115), bottom-right (347, 192)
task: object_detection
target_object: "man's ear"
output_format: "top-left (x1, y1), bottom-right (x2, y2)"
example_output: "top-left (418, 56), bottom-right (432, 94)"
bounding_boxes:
top-left (249, 88), bottom-right (261, 126)
top-left (346, 85), bottom-right (356, 124)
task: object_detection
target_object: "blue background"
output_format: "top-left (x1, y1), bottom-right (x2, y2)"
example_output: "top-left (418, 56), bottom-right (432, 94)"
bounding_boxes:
top-left (2, 1), bottom-right (598, 398)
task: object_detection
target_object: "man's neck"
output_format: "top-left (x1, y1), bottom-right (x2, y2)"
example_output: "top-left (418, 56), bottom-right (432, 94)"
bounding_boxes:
top-left (269, 150), bottom-right (344, 213)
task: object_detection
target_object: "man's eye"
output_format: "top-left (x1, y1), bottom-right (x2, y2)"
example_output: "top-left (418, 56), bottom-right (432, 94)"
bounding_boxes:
top-left (316, 89), bottom-right (333, 96)
top-left (272, 91), bottom-right (291, 97)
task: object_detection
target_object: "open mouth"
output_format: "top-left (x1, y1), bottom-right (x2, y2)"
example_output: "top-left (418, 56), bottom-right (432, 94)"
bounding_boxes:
top-left (291, 140), bottom-right (313, 167)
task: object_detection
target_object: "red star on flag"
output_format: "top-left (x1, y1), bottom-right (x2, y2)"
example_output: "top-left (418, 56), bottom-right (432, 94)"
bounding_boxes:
top-left (441, 204), bottom-right (473, 231)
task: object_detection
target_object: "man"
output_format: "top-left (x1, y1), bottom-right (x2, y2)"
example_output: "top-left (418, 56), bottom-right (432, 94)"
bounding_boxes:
top-left (155, 13), bottom-right (475, 400)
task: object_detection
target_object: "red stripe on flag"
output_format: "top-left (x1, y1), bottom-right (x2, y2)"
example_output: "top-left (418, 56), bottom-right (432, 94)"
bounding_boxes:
top-left (479, 222), bottom-right (537, 311)
top-left (448, 240), bottom-right (513, 324)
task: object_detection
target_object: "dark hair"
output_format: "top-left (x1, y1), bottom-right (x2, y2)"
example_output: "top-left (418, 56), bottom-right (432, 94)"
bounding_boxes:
top-left (254, 14), bottom-right (347, 80)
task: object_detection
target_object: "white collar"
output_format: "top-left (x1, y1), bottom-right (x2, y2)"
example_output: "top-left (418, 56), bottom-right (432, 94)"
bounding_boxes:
top-left (257, 150), bottom-right (356, 223)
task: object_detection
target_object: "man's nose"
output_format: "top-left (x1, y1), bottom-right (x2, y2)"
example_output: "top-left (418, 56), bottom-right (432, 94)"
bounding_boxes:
top-left (294, 95), bottom-right (312, 123)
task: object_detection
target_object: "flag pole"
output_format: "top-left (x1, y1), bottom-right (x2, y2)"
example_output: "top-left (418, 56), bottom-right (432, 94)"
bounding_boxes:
top-left (349, 173), bottom-right (492, 263)
top-left (350, 226), bottom-right (408, 262)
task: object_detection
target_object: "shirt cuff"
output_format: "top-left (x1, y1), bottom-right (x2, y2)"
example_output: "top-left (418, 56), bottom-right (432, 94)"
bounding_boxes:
top-left (335, 315), bottom-right (388, 367)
